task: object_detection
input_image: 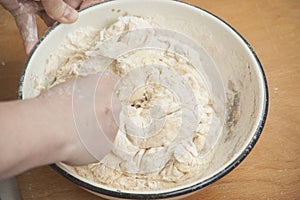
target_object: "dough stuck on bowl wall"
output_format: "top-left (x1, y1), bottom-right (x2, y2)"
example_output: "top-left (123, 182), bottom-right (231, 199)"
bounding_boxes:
top-left (37, 16), bottom-right (220, 191)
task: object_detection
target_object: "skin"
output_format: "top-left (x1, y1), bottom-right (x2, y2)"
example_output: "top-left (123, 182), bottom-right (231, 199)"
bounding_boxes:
top-left (0, 0), bottom-right (118, 179)
top-left (0, 0), bottom-right (104, 54)
top-left (0, 73), bottom-right (121, 179)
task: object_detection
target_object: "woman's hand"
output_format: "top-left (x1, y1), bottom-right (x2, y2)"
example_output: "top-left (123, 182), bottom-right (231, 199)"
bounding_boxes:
top-left (0, 72), bottom-right (121, 179)
top-left (40, 72), bottom-right (121, 166)
top-left (0, 0), bottom-right (104, 54)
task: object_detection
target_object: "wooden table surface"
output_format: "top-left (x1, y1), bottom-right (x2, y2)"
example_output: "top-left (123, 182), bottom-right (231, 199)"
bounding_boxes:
top-left (0, 0), bottom-right (299, 199)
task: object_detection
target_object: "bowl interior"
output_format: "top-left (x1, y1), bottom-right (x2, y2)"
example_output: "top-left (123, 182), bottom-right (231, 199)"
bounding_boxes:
top-left (20, 0), bottom-right (267, 198)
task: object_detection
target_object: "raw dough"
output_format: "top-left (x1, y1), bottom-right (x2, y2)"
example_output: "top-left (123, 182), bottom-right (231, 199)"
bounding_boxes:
top-left (38, 16), bottom-right (214, 191)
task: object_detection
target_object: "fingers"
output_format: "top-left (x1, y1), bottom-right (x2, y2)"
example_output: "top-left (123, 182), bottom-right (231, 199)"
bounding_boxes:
top-left (64, 0), bottom-right (82, 10)
top-left (41, 0), bottom-right (78, 24)
top-left (39, 0), bottom-right (81, 27)
top-left (38, 11), bottom-right (56, 26)
top-left (80, 0), bottom-right (105, 9)
top-left (14, 13), bottom-right (38, 55)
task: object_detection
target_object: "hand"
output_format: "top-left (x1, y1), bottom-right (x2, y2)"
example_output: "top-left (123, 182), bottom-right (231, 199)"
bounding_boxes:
top-left (39, 72), bottom-right (121, 165)
top-left (0, 0), bottom-right (104, 55)
top-left (0, 72), bottom-right (121, 179)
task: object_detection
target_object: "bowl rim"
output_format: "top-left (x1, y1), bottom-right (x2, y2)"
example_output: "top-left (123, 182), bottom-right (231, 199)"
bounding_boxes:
top-left (18, 0), bottom-right (269, 199)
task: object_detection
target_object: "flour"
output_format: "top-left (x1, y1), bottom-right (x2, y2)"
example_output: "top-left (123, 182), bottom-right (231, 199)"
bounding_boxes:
top-left (39, 16), bottom-right (214, 191)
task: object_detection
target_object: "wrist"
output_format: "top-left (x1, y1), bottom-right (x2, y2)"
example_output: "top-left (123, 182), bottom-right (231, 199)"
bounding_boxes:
top-left (35, 94), bottom-right (74, 164)
top-left (38, 85), bottom-right (96, 166)
top-left (0, 97), bottom-right (75, 178)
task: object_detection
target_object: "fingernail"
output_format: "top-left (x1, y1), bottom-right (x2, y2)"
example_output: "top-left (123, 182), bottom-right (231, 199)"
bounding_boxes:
top-left (61, 7), bottom-right (78, 23)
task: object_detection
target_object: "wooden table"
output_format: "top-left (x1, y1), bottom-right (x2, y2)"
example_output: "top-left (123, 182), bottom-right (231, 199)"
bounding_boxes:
top-left (0, 0), bottom-right (299, 199)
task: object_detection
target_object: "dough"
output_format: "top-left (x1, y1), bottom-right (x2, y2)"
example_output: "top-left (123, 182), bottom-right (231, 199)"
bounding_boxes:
top-left (38, 16), bottom-right (214, 191)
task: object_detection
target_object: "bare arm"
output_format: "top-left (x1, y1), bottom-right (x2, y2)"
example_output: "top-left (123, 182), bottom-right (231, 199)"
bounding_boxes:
top-left (0, 73), bottom-right (120, 179)
top-left (0, 98), bottom-right (75, 179)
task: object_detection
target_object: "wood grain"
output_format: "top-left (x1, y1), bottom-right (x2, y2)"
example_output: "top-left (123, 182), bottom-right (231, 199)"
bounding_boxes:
top-left (0, 0), bottom-right (299, 199)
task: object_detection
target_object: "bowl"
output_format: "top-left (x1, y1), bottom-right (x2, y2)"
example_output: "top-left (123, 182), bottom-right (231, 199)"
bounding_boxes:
top-left (19, 0), bottom-right (268, 199)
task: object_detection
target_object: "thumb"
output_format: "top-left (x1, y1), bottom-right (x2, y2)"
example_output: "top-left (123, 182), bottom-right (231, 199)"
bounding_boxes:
top-left (15, 14), bottom-right (38, 55)
top-left (80, 0), bottom-right (105, 9)
top-left (41, 0), bottom-right (78, 24)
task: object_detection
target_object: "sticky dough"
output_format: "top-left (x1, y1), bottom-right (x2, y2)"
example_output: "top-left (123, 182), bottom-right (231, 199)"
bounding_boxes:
top-left (38, 16), bottom-right (214, 191)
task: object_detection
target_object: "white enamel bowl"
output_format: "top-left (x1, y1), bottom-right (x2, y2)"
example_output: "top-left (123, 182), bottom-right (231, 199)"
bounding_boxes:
top-left (19, 0), bottom-right (268, 199)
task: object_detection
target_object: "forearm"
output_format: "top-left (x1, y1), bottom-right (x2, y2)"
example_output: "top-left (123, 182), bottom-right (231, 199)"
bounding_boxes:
top-left (0, 74), bottom-right (119, 179)
top-left (0, 98), bottom-right (72, 179)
